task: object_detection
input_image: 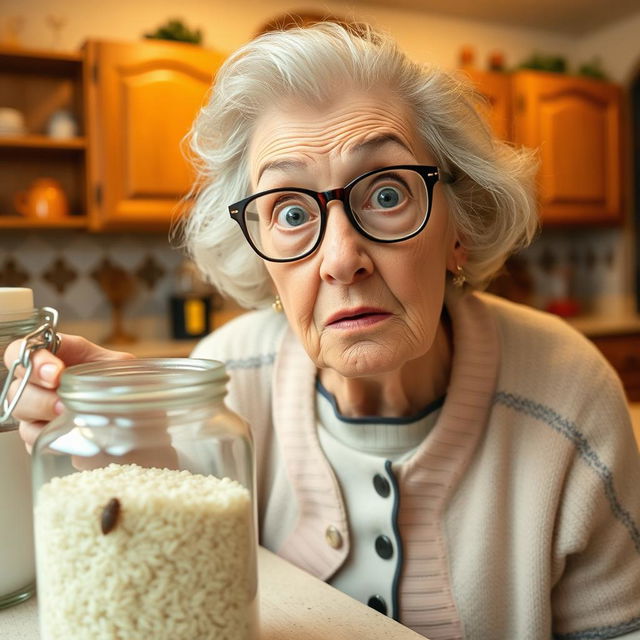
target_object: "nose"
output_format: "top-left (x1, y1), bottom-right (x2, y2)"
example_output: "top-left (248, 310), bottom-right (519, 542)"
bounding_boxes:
top-left (318, 200), bottom-right (374, 285)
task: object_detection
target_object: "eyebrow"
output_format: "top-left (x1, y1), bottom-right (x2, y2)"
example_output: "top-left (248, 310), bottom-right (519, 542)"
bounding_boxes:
top-left (349, 133), bottom-right (414, 157)
top-left (255, 134), bottom-right (414, 184)
top-left (257, 159), bottom-right (307, 184)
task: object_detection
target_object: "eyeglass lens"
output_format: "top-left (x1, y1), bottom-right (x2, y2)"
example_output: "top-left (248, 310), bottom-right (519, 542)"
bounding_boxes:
top-left (243, 168), bottom-right (429, 260)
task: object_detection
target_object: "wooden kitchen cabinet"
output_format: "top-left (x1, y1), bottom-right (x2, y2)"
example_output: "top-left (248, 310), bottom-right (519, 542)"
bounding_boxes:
top-left (462, 69), bottom-right (512, 140)
top-left (0, 46), bottom-right (89, 228)
top-left (84, 39), bottom-right (225, 230)
top-left (512, 71), bottom-right (622, 225)
top-left (0, 40), bottom-right (224, 232)
top-left (466, 69), bottom-right (623, 225)
top-left (590, 333), bottom-right (640, 402)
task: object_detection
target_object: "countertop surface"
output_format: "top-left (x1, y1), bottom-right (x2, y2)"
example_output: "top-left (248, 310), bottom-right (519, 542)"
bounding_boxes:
top-left (568, 313), bottom-right (640, 337)
top-left (101, 339), bottom-right (198, 359)
top-left (0, 547), bottom-right (422, 640)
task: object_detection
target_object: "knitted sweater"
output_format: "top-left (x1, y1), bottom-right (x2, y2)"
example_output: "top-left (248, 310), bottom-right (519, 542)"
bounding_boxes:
top-left (192, 291), bottom-right (640, 640)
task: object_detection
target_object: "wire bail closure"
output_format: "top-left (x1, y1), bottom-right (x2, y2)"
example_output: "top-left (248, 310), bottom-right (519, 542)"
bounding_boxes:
top-left (1, 307), bottom-right (61, 424)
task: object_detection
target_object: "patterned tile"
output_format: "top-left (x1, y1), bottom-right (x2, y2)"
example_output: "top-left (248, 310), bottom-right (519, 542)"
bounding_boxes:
top-left (42, 256), bottom-right (78, 294)
top-left (63, 276), bottom-right (105, 320)
top-left (0, 257), bottom-right (30, 286)
top-left (153, 242), bottom-right (184, 271)
top-left (91, 257), bottom-right (135, 294)
top-left (521, 228), bottom-right (627, 315)
top-left (63, 234), bottom-right (104, 272)
top-left (0, 232), bottom-right (195, 337)
top-left (0, 231), bottom-right (30, 254)
top-left (12, 235), bottom-right (56, 275)
top-left (29, 278), bottom-right (63, 311)
top-left (109, 235), bottom-right (152, 271)
top-left (136, 254), bottom-right (166, 290)
top-left (1, 225), bottom-right (627, 334)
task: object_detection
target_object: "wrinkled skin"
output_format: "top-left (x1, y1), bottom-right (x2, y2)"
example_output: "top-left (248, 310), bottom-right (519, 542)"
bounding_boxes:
top-left (249, 91), bottom-right (465, 417)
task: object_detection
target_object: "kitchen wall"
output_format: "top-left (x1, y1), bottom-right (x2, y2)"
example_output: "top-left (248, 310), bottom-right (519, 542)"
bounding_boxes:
top-left (2, 0), bottom-right (639, 340)
top-left (0, 0), bottom-right (576, 67)
top-left (3, 0), bottom-right (639, 79)
top-left (0, 230), bottom-right (187, 342)
top-left (574, 11), bottom-right (640, 83)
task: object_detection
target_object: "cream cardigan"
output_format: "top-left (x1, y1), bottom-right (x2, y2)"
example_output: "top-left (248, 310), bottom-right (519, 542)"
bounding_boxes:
top-left (192, 291), bottom-right (640, 640)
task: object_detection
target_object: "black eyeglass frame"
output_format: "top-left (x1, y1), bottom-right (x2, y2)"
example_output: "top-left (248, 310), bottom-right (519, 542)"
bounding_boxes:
top-left (228, 164), bottom-right (453, 263)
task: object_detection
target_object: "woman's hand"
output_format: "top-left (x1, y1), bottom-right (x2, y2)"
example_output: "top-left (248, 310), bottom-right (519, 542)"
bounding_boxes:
top-left (3, 334), bottom-right (134, 452)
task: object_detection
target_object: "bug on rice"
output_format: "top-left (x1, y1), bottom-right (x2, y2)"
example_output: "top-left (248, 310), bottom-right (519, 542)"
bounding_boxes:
top-left (100, 497), bottom-right (121, 534)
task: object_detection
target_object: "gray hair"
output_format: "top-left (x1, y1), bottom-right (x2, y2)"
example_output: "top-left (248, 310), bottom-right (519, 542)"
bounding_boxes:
top-left (180, 22), bottom-right (538, 308)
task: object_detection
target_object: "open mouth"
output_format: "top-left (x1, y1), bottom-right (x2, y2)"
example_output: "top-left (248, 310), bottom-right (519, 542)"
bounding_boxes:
top-left (326, 309), bottom-right (391, 328)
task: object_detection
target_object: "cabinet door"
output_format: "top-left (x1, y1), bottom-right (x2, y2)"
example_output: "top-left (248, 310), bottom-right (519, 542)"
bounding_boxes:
top-left (590, 333), bottom-right (640, 402)
top-left (462, 69), bottom-right (512, 140)
top-left (85, 40), bottom-right (224, 230)
top-left (513, 71), bottom-right (622, 224)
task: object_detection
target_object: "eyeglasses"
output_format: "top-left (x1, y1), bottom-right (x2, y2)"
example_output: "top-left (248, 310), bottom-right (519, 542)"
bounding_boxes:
top-left (228, 164), bottom-right (451, 263)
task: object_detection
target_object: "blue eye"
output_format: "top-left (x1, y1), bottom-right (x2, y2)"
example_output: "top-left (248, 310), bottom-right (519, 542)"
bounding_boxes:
top-left (373, 186), bottom-right (402, 208)
top-left (277, 205), bottom-right (310, 227)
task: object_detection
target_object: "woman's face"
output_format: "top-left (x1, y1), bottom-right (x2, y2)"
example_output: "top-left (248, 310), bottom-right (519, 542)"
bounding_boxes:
top-left (248, 91), bottom-right (462, 378)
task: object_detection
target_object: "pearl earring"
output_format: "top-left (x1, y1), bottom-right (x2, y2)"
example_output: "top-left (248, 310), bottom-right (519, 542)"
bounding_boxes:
top-left (272, 294), bottom-right (283, 313)
top-left (452, 265), bottom-right (466, 287)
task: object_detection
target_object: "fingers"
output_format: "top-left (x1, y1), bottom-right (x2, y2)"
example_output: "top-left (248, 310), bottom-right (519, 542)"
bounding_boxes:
top-left (4, 333), bottom-right (135, 390)
top-left (8, 377), bottom-right (61, 423)
top-left (19, 420), bottom-right (47, 453)
top-left (3, 333), bottom-right (135, 451)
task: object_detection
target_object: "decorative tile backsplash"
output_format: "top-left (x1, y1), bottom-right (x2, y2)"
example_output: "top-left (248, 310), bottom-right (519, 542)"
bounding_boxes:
top-left (510, 227), bottom-right (631, 316)
top-left (0, 231), bottom-right (186, 341)
top-left (0, 226), bottom-right (632, 344)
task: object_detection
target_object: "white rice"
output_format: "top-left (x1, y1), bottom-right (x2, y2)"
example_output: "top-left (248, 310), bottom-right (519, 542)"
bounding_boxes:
top-left (35, 463), bottom-right (255, 640)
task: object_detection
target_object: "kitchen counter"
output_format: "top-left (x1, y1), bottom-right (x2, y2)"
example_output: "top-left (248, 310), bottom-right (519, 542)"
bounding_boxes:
top-left (101, 339), bottom-right (198, 358)
top-left (568, 313), bottom-right (640, 337)
top-left (58, 309), bottom-right (248, 359)
top-left (0, 547), bottom-right (422, 640)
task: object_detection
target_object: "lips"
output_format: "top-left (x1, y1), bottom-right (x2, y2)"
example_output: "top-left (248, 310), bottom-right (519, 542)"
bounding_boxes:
top-left (325, 307), bottom-right (391, 328)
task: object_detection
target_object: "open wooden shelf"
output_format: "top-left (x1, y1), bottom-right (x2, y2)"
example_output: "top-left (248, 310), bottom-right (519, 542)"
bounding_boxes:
top-left (0, 46), bottom-right (82, 73)
top-left (0, 215), bottom-right (88, 229)
top-left (1, 40), bottom-right (225, 232)
top-left (1, 46), bottom-right (87, 228)
top-left (0, 135), bottom-right (86, 149)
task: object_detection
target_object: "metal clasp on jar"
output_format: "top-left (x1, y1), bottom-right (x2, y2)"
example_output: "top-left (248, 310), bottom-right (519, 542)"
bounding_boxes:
top-left (0, 307), bottom-right (61, 424)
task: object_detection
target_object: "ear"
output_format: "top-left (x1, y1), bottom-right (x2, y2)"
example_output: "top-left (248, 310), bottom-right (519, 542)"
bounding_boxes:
top-left (446, 238), bottom-right (468, 274)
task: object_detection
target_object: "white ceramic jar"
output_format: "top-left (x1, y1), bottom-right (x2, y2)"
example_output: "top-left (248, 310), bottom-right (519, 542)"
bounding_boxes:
top-left (0, 288), bottom-right (39, 609)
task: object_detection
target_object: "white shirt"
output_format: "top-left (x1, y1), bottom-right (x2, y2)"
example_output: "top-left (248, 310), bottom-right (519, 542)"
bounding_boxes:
top-left (316, 380), bottom-right (443, 619)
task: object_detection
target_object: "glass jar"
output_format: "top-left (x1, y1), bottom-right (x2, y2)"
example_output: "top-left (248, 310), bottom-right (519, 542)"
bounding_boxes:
top-left (32, 357), bottom-right (258, 640)
top-left (0, 287), bottom-right (57, 610)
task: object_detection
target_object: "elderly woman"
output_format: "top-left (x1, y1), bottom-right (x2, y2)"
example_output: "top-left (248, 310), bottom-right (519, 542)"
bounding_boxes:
top-left (7, 23), bottom-right (640, 640)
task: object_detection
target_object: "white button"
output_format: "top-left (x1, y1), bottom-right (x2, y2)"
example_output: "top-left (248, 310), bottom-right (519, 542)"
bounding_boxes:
top-left (325, 525), bottom-right (343, 549)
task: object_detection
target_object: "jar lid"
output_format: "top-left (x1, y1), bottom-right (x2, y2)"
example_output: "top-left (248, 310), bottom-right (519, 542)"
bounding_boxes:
top-left (0, 288), bottom-right (33, 322)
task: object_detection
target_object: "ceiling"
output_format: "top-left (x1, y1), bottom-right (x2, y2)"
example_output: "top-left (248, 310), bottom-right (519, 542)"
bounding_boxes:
top-left (355, 0), bottom-right (640, 35)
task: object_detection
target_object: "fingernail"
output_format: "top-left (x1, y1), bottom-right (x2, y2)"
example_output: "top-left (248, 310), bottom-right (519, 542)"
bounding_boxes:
top-left (54, 400), bottom-right (64, 414)
top-left (40, 363), bottom-right (59, 383)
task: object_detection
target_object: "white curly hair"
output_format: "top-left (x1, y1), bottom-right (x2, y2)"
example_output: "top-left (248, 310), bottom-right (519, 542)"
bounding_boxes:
top-left (178, 22), bottom-right (538, 308)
